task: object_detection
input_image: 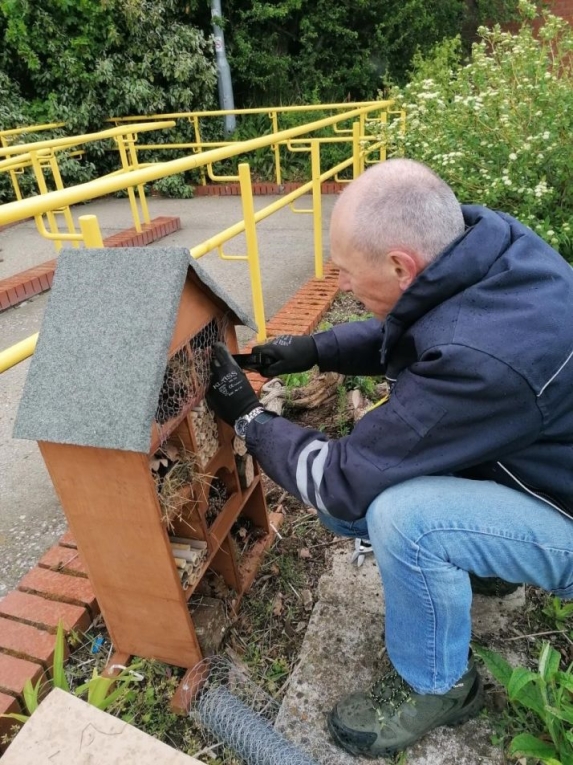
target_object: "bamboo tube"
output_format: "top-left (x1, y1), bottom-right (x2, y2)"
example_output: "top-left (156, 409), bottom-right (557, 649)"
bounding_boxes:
top-left (169, 535), bottom-right (208, 549)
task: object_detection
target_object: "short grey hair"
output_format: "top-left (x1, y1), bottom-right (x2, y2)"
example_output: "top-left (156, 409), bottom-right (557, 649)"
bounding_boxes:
top-left (340, 159), bottom-right (465, 265)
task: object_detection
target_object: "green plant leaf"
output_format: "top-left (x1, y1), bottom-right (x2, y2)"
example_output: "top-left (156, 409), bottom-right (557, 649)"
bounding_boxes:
top-left (513, 676), bottom-right (547, 718)
top-left (22, 676), bottom-right (40, 716)
top-left (0, 712), bottom-right (30, 724)
top-left (539, 642), bottom-right (561, 682)
top-left (86, 675), bottom-right (115, 708)
top-left (473, 644), bottom-right (513, 687)
top-left (508, 667), bottom-right (538, 701)
top-left (52, 621), bottom-right (70, 692)
top-left (96, 682), bottom-right (132, 711)
top-left (556, 672), bottom-right (573, 692)
top-left (509, 732), bottom-right (559, 761)
top-left (544, 703), bottom-right (573, 725)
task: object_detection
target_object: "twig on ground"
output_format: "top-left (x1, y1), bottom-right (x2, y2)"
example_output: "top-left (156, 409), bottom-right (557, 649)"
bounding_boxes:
top-left (504, 628), bottom-right (573, 644)
top-left (192, 742), bottom-right (223, 758)
top-left (270, 522), bottom-right (283, 540)
top-left (308, 537), bottom-right (351, 550)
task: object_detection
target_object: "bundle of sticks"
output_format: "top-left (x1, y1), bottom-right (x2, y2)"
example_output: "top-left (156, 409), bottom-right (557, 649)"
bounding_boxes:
top-left (169, 535), bottom-right (209, 588)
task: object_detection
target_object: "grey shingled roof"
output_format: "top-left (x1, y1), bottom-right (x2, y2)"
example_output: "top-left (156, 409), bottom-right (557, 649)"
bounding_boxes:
top-left (14, 247), bottom-right (256, 452)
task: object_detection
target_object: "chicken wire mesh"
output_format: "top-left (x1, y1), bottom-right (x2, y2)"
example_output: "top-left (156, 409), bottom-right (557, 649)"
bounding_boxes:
top-left (155, 315), bottom-right (229, 443)
top-left (187, 656), bottom-right (318, 765)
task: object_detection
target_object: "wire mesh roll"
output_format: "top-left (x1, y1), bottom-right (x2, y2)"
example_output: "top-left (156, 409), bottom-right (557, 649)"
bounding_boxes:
top-left (197, 684), bottom-right (318, 765)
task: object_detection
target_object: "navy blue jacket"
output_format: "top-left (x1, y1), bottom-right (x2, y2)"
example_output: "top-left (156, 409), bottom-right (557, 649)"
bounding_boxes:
top-left (247, 206), bottom-right (573, 521)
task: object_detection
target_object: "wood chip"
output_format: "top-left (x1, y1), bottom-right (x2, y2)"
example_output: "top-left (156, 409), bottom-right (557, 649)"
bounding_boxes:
top-left (299, 548), bottom-right (311, 559)
top-left (272, 592), bottom-right (284, 616)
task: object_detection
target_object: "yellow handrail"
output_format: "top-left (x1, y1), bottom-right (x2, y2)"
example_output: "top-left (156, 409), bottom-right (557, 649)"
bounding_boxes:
top-left (0, 104), bottom-right (388, 225)
top-left (0, 121), bottom-right (176, 246)
top-left (0, 121), bottom-right (176, 158)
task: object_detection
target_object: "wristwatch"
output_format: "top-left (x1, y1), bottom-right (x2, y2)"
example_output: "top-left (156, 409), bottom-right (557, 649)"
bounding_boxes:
top-left (234, 406), bottom-right (275, 439)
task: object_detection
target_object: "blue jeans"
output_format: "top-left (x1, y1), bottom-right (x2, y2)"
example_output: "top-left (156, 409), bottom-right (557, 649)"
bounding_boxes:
top-left (318, 476), bottom-right (573, 695)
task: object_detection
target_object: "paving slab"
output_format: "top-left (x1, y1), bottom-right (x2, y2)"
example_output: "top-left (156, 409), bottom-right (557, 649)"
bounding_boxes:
top-left (277, 545), bottom-right (510, 765)
top-left (1, 687), bottom-right (205, 764)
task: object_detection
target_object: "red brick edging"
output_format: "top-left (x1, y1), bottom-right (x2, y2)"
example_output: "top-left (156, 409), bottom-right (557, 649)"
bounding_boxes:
top-left (194, 181), bottom-right (345, 197)
top-left (0, 260), bottom-right (340, 750)
top-left (0, 216), bottom-right (182, 313)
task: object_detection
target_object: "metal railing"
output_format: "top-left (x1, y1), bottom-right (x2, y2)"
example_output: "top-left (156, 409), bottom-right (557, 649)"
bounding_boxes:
top-left (0, 121), bottom-right (176, 250)
top-left (107, 102), bottom-right (393, 187)
top-left (0, 101), bottom-right (401, 372)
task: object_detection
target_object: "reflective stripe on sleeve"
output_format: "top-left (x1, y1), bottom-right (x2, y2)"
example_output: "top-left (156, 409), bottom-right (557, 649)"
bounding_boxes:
top-left (295, 439), bottom-right (330, 512)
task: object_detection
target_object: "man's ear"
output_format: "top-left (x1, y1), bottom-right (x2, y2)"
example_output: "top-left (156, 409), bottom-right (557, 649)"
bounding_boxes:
top-left (387, 251), bottom-right (421, 291)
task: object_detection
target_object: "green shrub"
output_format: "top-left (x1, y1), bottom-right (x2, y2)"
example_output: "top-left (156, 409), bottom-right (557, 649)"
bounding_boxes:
top-left (380, 1), bottom-right (573, 261)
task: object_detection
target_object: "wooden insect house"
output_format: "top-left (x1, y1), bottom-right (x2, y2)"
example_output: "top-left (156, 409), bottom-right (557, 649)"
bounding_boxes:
top-left (14, 247), bottom-right (279, 687)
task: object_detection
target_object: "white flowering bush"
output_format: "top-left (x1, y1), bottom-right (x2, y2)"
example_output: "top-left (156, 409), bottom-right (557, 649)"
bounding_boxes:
top-left (380, 0), bottom-right (573, 261)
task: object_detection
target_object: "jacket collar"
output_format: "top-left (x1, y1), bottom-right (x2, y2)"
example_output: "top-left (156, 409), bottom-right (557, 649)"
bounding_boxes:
top-left (380, 205), bottom-right (512, 366)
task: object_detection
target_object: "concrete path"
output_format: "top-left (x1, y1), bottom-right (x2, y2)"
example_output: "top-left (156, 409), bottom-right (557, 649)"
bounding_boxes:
top-left (0, 193), bottom-right (336, 592)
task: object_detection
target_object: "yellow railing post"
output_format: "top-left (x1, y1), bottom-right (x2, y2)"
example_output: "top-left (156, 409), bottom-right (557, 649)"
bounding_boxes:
top-left (352, 121), bottom-right (361, 179)
top-left (311, 140), bottom-right (323, 279)
top-left (114, 134), bottom-right (143, 232)
top-left (378, 109), bottom-right (388, 163)
top-left (125, 132), bottom-right (151, 225)
top-left (269, 111), bottom-right (282, 186)
top-left (238, 163), bottom-right (266, 342)
top-left (48, 153), bottom-right (79, 246)
top-left (29, 150), bottom-right (64, 250)
top-left (79, 215), bottom-right (104, 247)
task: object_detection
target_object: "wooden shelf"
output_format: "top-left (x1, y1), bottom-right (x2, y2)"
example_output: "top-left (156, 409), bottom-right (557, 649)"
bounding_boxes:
top-left (209, 476), bottom-right (260, 545)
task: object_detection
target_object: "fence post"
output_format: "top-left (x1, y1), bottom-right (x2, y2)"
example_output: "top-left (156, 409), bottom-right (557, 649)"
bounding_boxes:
top-left (114, 134), bottom-right (143, 232)
top-left (311, 140), bottom-right (323, 279)
top-left (238, 163), bottom-right (267, 342)
top-left (79, 215), bottom-right (104, 248)
top-left (352, 121), bottom-right (361, 179)
top-left (269, 111), bottom-right (282, 186)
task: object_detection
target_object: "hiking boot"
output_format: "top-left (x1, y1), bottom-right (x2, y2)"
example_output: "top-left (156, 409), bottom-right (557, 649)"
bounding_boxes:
top-left (327, 655), bottom-right (484, 757)
top-left (469, 573), bottom-right (520, 597)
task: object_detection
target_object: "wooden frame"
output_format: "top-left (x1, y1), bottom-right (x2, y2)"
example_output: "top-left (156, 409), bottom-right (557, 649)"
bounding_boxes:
top-left (37, 274), bottom-right (280, 682)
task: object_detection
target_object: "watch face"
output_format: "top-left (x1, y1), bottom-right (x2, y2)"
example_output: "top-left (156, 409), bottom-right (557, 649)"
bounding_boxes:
top-left (235, 418), bottom-right (247, 438)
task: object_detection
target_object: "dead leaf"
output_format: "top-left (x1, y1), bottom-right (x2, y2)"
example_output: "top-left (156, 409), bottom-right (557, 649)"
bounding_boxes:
top-left (302, 589), bottom-right (313, 611)
top-left (272, 592), bottom-right (284, 616)
top-left (299, 548), bottom-right (311, 559)
top-left (295, 621), bottom-right (307, 633)
top-left (270, 564), bottom-right (280, 576)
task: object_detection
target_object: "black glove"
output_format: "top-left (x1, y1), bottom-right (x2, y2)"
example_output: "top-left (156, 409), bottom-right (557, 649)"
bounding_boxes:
top-left (246, 334), bottom-right (318, 377)
top-left (207, 342), bottom-right (260, 426)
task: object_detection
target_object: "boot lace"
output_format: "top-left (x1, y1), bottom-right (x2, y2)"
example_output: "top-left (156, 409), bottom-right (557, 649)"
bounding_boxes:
top-left (370, 668), bottom-right (413, 720)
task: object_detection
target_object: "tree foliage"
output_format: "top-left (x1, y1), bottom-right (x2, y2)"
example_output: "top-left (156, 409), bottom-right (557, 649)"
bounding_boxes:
top-left (0, 0), bottom-right (217, 132)
top-left (221, 0), bottom-right (519, 105)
